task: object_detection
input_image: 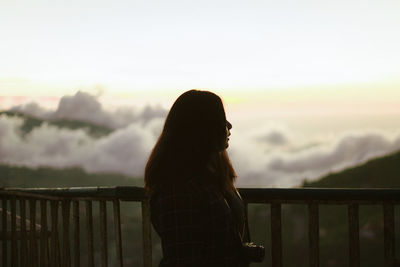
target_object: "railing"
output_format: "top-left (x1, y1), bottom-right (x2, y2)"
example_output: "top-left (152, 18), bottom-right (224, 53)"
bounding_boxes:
top-left (1, 187), bottom-right (399, 267)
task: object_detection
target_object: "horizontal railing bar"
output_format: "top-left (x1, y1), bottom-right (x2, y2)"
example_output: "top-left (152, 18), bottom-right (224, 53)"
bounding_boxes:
top-left (241, 201), bottom-right (400, 205)
top-left (2, 187), bottom-right (145, 200)
top-left (0, 190), bottom-right (63, 200)
top-left (239, 188), bottom-right (400, 203)
top-left (3, 187), bottom-right (400, 203)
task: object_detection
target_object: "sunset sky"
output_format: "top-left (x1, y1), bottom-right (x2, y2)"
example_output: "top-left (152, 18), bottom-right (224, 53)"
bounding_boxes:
top-left (1, 0), bottom-right (399, 187)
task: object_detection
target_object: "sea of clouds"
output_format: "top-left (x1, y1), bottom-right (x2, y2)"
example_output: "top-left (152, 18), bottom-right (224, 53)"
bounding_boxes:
top-left (1, 91), bottom-right (400, 187)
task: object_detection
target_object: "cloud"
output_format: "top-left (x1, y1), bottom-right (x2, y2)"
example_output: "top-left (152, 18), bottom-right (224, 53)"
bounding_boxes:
top-left (268, 133), bottom-right (393, 173)
top-left (256, 129), bottom-right (289, 146)
top-left (9, 91), bottom-right (167, 129)
top-left (230, 129), bottom-right (400, 187)
top-left (0, 115), bottom-right (162, 177)
top-left (53, 91), bottom-right (114, 126)
top-left (3, 95), bottom-right (400, 187)
top-left (1, 91), bottom-right (166, 177)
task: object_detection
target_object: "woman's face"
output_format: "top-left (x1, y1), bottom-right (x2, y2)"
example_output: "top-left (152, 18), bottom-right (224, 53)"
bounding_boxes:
top-left (225, 120), bottom-right (232, 148)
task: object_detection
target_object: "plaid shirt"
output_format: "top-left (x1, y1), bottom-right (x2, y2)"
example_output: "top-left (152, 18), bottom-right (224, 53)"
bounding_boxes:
top-left (150, 173), bottom-right (247, 267)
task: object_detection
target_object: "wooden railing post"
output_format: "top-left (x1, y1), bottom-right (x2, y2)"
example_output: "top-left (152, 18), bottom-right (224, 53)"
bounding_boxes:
top-left (99, 200), bottom-right (108, 267)
top-left (142, 199), bottom-right (152, 267)
top-left (383, 203), bottom-right (395, 267)
top-left (10, 196), bottom-right (17, 266)
top-left (40, 199), bottom-right (49, 267)
top-left (244, 201), bottom-right (251, 242)
top-left (29, 199), bottom-right (38, 267)
top-left (2, 198), bottom-right (7, 267)
top-left (348, 203), bottom-right (360, 267)
top-left (271, 203), bottom-right (283, 267)
top-left (308, 203), bottom-right (319, 267)
top-left (85, 200), bottom-right (94, 267)
top-left (113, 199), bottom-right (124, 267)
top-left (50, 200), bottom-right (61, 267)
top-left (73, 201), bottom-right (80, 267)
top-left (20, 198), bottom-right (28, 267)
top-left (62, 200), bottom-right (71, 267)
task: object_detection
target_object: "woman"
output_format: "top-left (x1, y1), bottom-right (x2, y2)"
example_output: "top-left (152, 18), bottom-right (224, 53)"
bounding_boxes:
top-left (145, 90), bottom-right (264, 267)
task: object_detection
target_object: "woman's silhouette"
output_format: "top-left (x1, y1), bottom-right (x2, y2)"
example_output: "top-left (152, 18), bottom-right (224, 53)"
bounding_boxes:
top-left (145, 90), bottom-right (264, 266)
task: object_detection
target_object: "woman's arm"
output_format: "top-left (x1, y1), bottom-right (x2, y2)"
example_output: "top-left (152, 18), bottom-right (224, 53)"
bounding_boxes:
top-left (154, 185), bottom-right (206, 266)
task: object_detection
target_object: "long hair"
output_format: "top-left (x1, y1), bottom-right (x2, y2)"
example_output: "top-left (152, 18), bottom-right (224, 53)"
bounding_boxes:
top-left (144, 90), bottom-right (236, 195)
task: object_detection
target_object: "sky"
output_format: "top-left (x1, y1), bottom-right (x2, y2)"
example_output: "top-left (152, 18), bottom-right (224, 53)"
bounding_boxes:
top-left (1, 0), bottom-right (400, 187)
top-left (1, 0), bottom-right (400, 94)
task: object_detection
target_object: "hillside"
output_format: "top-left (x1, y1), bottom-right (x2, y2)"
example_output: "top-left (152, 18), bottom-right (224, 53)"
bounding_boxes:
top-left (303, 149), bottom-right (400, 188)
top-left (0, 164), bottom-right (143, 188)
top-left (0, 111), bottom-right (113, 137)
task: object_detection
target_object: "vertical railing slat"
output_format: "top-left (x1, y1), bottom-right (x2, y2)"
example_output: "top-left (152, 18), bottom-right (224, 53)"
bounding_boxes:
top-left (99, 200), bottom-right (108, 267)
top-left (142, 200), bottom-right (152, 267)
top-left (29, 199), bottom-right (38, 267)
top-left (383, 203), bottom-right (395, 267)
top-left (271, 203), bottom-right (283, 267)
top-left (113, 199), bottom-right (123, 267)
top-left (20, 199), bottom-right (28, 267)
top-left (244, 201), bottom-right (251, 242)
top-left (73, 201), bottom-right (80, 267)
top-left (2, 198), bottom-right (7, 267)
top-left (11, 196), bottom-right (17, 266)
top-left (50, 201), bottom-right (60, 267)
top-left (40, 200), bottom-right (49, 267)
top-left (85, 201), bottom-right (94, 267)
top-left (308, 203), bottom-right (319, 267)
top-left (62, 200), bottom-right (71, 267)
top-left (348, 203), bottom-right (360, 267)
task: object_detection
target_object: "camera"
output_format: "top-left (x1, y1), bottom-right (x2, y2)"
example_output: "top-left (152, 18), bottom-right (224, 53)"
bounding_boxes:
top-left (241, 242), bottom-right (265, 263)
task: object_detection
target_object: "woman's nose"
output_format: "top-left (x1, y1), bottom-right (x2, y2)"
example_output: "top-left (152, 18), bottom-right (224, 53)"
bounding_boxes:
top-left (227, 120), bottom-right (232, 130)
